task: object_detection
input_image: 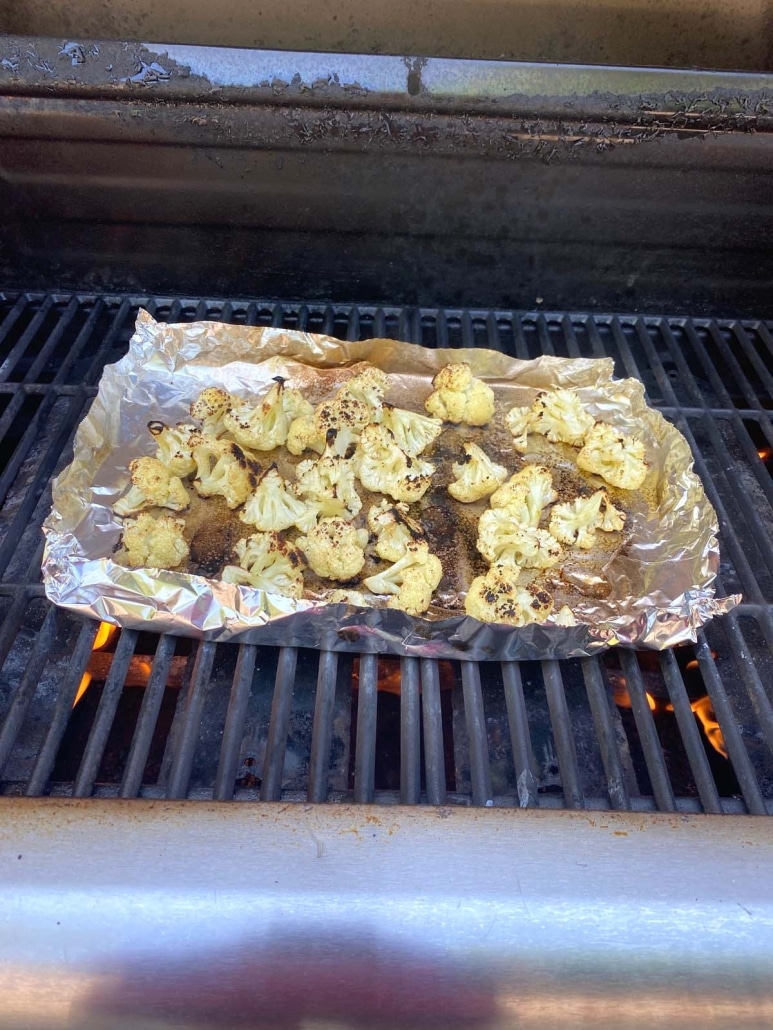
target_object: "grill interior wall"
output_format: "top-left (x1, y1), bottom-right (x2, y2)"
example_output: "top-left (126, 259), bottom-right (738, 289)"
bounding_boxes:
top-left (0, 293), bottom-right (771, 813)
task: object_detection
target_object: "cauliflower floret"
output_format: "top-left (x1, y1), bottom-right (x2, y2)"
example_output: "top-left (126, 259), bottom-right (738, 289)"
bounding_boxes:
top-left (192, 438), bottom-right (260, 509)
top-left (549, 489), bottom-right (626, 549)
top-left (477, 508), bottom-right (562, 569)
top-left (367, 499), bottom-right (424, 562)
top-left (363, 540), bottom-right (442, 615)
top-left (114, 456), bottom-right (190, 516)
top-left (221, 531), bottom-right (305, 598)
top-left (504, 405), bottom-right (535, 451)
top-left (240, 466), bottom-right (318, 532)
top-left (296, 518), bottom-right (369, 581)
top-left (286, 395), bottom-right (371, 457)
top-left (447, 442), bottom-right (508, 503)
top-left (379, 404), bottom-right (442, 457)
top-left (464, 563), bottom-right (554, 626)
top-left (294, 443), bottom-right (362, 519)
top-left (223, 377), bottom-right (314, 452)
top-left (328, 588), bottom-right (368, 606)
top-left (120, 512), bottom-right (189, 569)
top-left (576, 422), bottom-right (649, 490)
top-left (489, 465), bottom-right (557, 528)
top-left (529, 388), bottom-right (594, 447)
top-left (553, 605), bottom-right (578, 626)
top-left (424, 362), bottom-right (495, 426)
top-left (148, 421), bottom-right (203, 478)
top-left (337, 365), bottom-right (390, 415)
top-left (190, 387), bottom-right (232, 437)
top-left (354, 424), bottom-right (435, 503)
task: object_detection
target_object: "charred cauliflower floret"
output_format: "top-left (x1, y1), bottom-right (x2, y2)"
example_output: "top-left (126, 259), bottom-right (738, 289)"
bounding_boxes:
top-left (447, 442), bottom-right (508, 503)
top-left (529, 388), bottom-right (594, 447)
top-left (367, 498), bottom-right (425, 562)
top-left (192, 438), bottom-right (260, 509)
top-left (240, 466), bottom-right (318, 533)
top-left (286, 394), bottom-right (371, 457)
top-left (477, 508), bottom-right (562, 569)
top-left (190, 387), bottom-right (232, 437)
top-left (294, 441), bottom-right (362, 519)
top-left (489, 465), bottom-right (557, 528)
top-left (221, 531), bottom-right (305, 598)
top-left (113, 456), bottom-right (190, 517)
top-left (148, 421), bottom-right (203, 478)
top-left (576, 422), bottom-right (649, 490)
top-left (296, 518), bottom-right (369, 581)
top-left (337, 365), bottom-right (391, 416)
top-left (363, 540), bottom-right (442, 616)
top-left (464, 563), bottom-right (554, 626)
top-left (223, 377), bottom-right (314, 452)
top-left (424, 362), bottom-right (495, 426)
top-left (120, 512), bottom-right (189, 569)
top-left (549, 489), bottom-right (626, 549)
top-left (354, 423), bottom-right (435, 503)
top-left (379, 404), bottom-right (443, 457)
top-left (504, 405), bottom-right (535, 451)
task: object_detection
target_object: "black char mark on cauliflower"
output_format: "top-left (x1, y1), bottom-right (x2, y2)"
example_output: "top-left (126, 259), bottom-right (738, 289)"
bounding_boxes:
top-left (464, 563), bottom-right (554, 627)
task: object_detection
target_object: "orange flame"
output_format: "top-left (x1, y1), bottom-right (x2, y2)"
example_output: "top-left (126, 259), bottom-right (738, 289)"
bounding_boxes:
top-left (690, 696), bottom-right (729, 759)
top-left (73, 622), bottom-right (119, 707)
top-left (758, 447), bottom-right (772, 462)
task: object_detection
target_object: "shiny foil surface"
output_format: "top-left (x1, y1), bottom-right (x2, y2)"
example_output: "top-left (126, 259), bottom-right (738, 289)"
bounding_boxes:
top-left (41, 311), bottom-right (739, 659)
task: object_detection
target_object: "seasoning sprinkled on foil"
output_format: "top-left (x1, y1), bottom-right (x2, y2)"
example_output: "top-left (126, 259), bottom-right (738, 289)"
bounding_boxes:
top-left (41, 310), bottom-right (740, 659)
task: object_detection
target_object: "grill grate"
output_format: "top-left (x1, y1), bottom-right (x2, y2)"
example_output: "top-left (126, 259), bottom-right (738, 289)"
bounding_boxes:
top-left (0, 292), bottom-right (771, 813)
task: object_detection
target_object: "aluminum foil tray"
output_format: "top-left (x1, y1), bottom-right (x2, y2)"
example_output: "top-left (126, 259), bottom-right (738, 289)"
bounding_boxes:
top-left (41, 311), bottom-right (739, 659)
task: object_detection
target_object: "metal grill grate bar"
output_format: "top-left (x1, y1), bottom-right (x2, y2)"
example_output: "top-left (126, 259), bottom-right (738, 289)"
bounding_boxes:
top-left (400, 657), bottom-right (421, 805)
top-left (119, 634), bottom-right (178, 799)
top-left (307, 650), bottom-right (339, 803)
top-left (260, 647), bottom-right (298, 802)
top-left (73, 629), bottom-right (140, 798)
top-left (542, 660), bottom-right (584, 809)
top-left (501, 661), bottom-right (539, 808)
top-left (618, 651), bottom-right (676, 812)
top-left (461, 661), bottom-right (493, 807)
top-left (353, 653), bottom-right (378, 803)
top-left (165, 641), bottom-right (217, 801)
top-left (212, 643), bottom-right (258, 802)
top-left (581, 658), bottom-right (631, 811)
top-left (420, 658), bottom-right (446, 805)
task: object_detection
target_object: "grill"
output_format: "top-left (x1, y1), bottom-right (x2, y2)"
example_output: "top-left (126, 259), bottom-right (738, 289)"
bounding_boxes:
top-left (3, 34), bottom-right (773, 1030)
top-left (1, 292), bottom-right (771, 814)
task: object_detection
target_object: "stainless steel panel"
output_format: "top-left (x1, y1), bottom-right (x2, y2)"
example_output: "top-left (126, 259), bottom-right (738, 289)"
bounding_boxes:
top-left (1, 799), bottom-right (772, 1029)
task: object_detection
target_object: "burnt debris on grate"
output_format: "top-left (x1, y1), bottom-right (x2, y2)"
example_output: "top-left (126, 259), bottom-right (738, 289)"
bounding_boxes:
top-left (0, 292), bottom-right (771, 813)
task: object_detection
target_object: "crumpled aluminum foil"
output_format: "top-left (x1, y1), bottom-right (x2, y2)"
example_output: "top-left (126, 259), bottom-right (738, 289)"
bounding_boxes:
top-left (41, 311), bottom-right (740, 659)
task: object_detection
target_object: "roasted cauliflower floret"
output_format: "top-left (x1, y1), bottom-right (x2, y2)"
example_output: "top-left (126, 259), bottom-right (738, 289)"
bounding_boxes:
top-left (549, 489), bottom-right (626, 549)
top-left (464, 563), bottom-right (554, 626)
top-left (424, 362), bottom-right (495, 426)
top-left (379, 404), bottom-right (443, 457)
top-left (240, 466), bottom-right (318, 532)
top-left (363, 540), bottom-right (442, 615)
top-left (553, 605), bottom-right (578, 627)
top-left (576, 421), bottom-right (649, 490)
top-left (337, 365), bottom-right (390, 415)
top-left (190, 387), bottom-right (232, 437)
top-left (286, 394), bottom-right (371, 457)
top-left (192, 438), bottom-right (260, 509)
top-left (477, 508), bottom-right (562, 569)
top-left (294, 442), bottom-right (362, 519)
top-left (504, 405), bottom-right (535, 451)
top-left (354, 423), bottom-right (435, 503)
top-left (296, 518), bottom-right (369, 581)
top-left (367, 498), bottom-right (424, 562)
top-left (222, 377), bottom-right (314, 452)
top-left (120, 512), bottom-right (189, 569)
top-left (447, 442), bottom-right (508, 503)
top-left (221, 531), bottom-right (305, 598)
top-left (148, 421), bottom-right (203, 478)
top-left (489, 465), bottom-right (557, 528)
top-left (529, 388), bottom-right (594, 447)
top-left (114, 456), bottom-right (190, 517)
